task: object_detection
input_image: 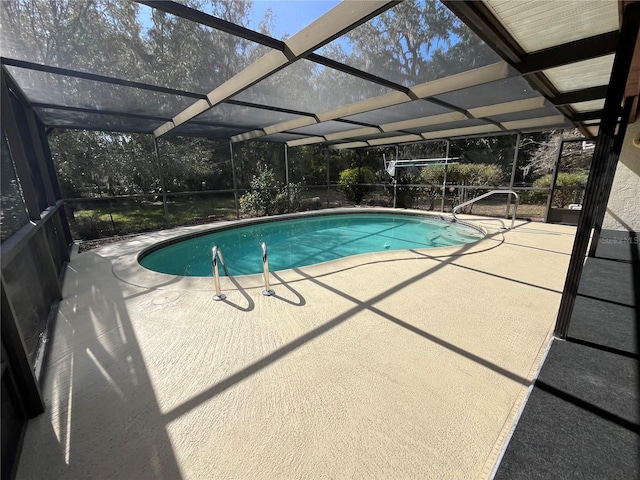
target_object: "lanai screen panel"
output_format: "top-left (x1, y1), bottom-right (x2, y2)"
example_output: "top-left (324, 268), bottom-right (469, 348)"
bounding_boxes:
top-left (33, 108), bottom-right (165, 134)
top-left (433, 73), bottom-right (539, 110)
top-left (194, 102), bottom-right (308, 130)
top-left (0, 0), bottom-right (271, 94)
top-left (232, 59), bottom-right (395, 113)
top-left (342, 99), bottom-right (455, 125)
top-left (5, 66), bottom-right (194, 119)
top-left (316, 0), bottom-right (501, 87)
top-left (1, 0), bottom-right (621, 143)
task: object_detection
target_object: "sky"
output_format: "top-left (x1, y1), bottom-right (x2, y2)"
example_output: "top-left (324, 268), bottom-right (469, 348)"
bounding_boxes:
top-left (247, 1), bottom-right (341, 40)
top-left (136, 1), bottom-right (344, 46)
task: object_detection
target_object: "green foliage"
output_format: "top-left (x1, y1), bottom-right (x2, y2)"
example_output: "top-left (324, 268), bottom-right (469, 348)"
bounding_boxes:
top-left (338, 167), bottom-right (376, 204)
top-left (420, 163), bottom-right (504, 186)
top-left (394, 171), bottom-right (420, 208)
top-left (239, 164), bottom-right (303, 216)
top-left (533, 172), bottom-right (588, 208)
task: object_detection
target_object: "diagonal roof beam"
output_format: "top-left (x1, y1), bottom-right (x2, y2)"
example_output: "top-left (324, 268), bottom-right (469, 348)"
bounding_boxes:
top-left (134, 0), bottom-right (286, 50)
top-left (517, 31), bottom-right (619, 75)
top-left (153, 0), bottom-right (399, 138)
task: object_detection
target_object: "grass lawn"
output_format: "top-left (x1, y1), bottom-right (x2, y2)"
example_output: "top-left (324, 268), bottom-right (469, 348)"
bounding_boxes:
top-left (69, 194), bottom-right (238, 240)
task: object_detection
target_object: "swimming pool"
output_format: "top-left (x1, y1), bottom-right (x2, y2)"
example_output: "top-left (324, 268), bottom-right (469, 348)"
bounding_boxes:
top-left (138, 212), bottom-right (485, 277)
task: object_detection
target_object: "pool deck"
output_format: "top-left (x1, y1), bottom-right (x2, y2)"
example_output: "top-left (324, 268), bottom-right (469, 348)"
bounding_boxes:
top-left (17, 208), bottom-right (577, 479)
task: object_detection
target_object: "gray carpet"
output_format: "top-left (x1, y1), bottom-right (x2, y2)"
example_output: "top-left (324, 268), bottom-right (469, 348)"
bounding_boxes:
top-left (493, 229), bottom-right (639, 479)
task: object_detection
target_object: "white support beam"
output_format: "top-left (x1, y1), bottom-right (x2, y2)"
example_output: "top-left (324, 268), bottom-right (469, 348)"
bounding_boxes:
top-left (421, 124), bottom-right (501, 140)
top-left (286, 136), bottom-right (326, 147)
top-left (380, 112), bottom-right (467, 132)
top-left (328, 141), bottom-right (369, 150)
top-left (367, 134), bottom-right (423, 146)
top-left (468, 96), bottom-right (546, 118)
top-left (501, 114), bottom-right (566, 130)
top-left (408, 62), bottom-right (510, 98)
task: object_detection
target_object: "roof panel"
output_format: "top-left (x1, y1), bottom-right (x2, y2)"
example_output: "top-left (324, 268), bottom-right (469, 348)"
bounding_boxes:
top-left (570, 99), bottom-right (606, 113)
top-left (485, 0), bottom-right (619, 53)
top-left (543, 54), bottom-right (615, 92)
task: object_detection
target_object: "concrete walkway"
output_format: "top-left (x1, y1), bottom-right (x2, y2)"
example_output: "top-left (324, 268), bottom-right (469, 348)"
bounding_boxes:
top-left (18, 210), bottom-right (577, 479)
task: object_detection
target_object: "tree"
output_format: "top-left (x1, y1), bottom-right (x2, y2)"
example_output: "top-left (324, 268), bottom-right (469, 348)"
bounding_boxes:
top-left (520, 129), bottom-right (592, 182)
top-left (317, 0), bottom-right (499, 87)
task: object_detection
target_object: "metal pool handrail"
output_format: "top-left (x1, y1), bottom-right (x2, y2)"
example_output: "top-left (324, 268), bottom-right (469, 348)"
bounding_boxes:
top-left (211, 246), bottom-right (227, 301)
top-left (261, 242), bottom-right (275, 296)
top-left (452, 190), bottom-right (519, 229)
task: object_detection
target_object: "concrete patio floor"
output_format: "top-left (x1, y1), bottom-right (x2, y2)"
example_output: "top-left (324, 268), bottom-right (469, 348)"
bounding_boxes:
top-left (17, 209), bottom-right (577, 479)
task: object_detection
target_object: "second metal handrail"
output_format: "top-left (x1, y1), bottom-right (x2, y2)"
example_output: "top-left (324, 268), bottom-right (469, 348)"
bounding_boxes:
top-left (452, 189), bottom-right (519, 229)
top-left (211, 246), bottom-right (227, 301)
top-left (261, 242), bottom-right (275, 296)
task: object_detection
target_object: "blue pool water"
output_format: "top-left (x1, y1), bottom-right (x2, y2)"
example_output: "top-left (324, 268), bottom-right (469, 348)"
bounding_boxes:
top-left (139, 213), bottom-right (484, 277)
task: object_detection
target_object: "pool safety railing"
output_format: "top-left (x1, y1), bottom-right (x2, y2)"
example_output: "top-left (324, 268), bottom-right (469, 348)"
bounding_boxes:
top-left (452, 190), bottom-right (519, 229)
top-left (211, 246), bottom-right (227, 301)
top-left (261, 242), bottom-right (275, 296)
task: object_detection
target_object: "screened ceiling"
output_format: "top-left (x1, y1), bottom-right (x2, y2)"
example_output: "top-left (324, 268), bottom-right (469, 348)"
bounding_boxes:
top-left (0, 0), bottom-right (626, 149)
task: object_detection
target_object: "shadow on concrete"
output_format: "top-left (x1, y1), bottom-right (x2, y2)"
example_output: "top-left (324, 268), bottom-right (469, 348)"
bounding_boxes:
top-left (161, 230), bottom-right (534, 424)
top-left (270, 272), bottom-right (306, 307)
top-left (18, 251), bottom-right (183, 479)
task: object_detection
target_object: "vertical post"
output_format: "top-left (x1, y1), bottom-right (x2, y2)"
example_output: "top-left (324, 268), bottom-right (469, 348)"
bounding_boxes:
top-left (441, 140), bottom-right (450, 213)
top-left (284, 144), bottom-right (289, 186)
top-left (326, 148), bottom-right (330, 208)
top-left (229, 141), bottom-right (240, 219)
top-left (153, 138), bottom-right (170, 227)
top-left (1, 71), bottom-right (40, 221)
top-left (544, 134), bottom-right (564, 223)
top-left (506, 133), bottom-right (520, 218)
top-left (25, 107), bottom-right (56, 206)
top-left (284, 144), bottom-right (290, 210)
top-left (555, 1), bottom-right (639, 338)
top-left (588, 97), bottom-right (634, 257)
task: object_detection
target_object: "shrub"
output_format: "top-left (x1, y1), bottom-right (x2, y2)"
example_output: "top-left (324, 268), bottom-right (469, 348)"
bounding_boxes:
top-left (239, 164), bottom-right (303, 216)
top-left (338, 167), bottom-right (376, 204)
top-left (533, 172), bottom-right (588, 208)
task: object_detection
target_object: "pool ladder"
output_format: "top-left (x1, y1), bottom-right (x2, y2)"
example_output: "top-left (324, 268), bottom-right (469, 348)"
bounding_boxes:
top-left (451, 190), bottom-right (519, 230)
top-left (211, 243), bottom-right (274, 301)
top-left (261, 242), bottom-right (275, 296)
top-left (211, 246), bottom-right (228, 301)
